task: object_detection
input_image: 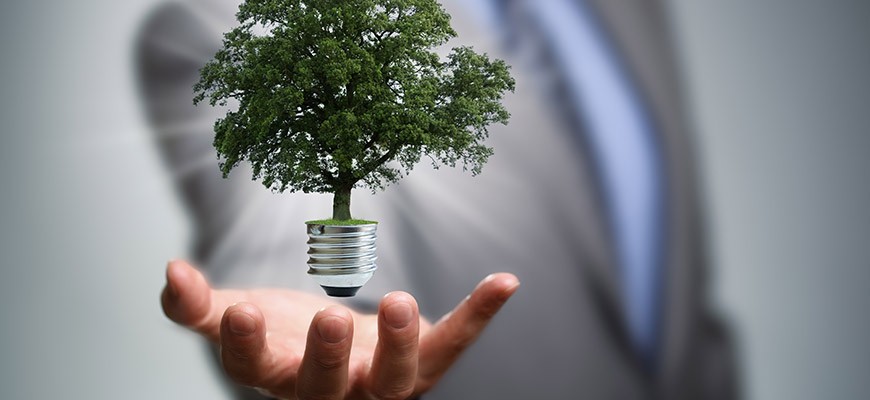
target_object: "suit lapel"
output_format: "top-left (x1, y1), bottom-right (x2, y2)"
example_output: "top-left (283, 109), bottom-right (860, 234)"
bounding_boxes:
top-left (451, 0), bottom-right (706, 389)
top-left (585, 0), bottom-right (705, 390)
top-left (446, 0), bottom-right (633, 356)
top-left (505, 0), bottom-right (633, 350)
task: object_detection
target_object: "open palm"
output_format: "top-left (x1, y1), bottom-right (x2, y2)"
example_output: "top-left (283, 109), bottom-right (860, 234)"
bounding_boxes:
top-left (161, 260), bottom-right (519, 400)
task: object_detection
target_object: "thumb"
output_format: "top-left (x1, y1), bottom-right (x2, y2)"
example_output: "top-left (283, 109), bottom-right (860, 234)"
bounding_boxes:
top-left (418, 273), bottom-right (519, 386)
top-left (160, 259), bottom-right (222, 341)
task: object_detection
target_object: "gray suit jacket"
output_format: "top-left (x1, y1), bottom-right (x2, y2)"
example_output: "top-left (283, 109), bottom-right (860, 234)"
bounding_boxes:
top-left (136, 1), bottom-right (739, 398)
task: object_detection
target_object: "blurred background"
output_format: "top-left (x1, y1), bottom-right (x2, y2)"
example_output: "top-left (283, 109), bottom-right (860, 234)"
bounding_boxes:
top-left (1, 0), bottom-right (868, 399)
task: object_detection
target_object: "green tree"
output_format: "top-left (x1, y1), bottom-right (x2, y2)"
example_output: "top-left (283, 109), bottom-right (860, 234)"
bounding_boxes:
top-left (194, 0), bottom-right (515, 220)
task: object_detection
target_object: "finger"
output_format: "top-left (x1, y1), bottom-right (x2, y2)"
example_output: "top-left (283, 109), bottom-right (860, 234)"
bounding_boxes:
top-left (220, 302), bottom-right (283, 389)
top-left (160, 259), bottom-right (231, 341)
top-left (368, 292), bottom-right (420, 400)
top-left (296, 306), bottom-right (354, 400)
top-left (418, 273), bottom-right (520, 384)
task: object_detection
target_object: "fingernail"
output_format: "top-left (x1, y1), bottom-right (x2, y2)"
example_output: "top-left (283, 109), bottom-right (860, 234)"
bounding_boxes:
top-left (228, 312), bottom-right (256, 336)
top-left (384, 301), bottom-right (413, 329)
top-left (317, 316), bottom-right (349, 344)
top-left (501, 281), bottom-right (521, 301)
top-left (477, 274), bottom-right (497, 290)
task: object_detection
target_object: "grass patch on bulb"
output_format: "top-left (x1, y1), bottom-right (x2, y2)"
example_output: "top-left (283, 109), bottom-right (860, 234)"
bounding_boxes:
top-left (306, 219), bottom-right (378, 226)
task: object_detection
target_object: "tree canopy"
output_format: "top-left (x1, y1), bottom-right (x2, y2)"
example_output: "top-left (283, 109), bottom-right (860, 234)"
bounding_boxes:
top-left (194, 0), bottom-right (515, 220)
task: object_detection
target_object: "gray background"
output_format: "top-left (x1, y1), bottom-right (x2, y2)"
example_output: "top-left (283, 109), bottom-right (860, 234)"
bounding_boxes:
top-left (0, 0), bottom-right (868, 398)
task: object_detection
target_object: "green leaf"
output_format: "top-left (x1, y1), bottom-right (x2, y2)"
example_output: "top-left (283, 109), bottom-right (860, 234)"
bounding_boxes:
top-left (194, 0), bottom-right (515, 200)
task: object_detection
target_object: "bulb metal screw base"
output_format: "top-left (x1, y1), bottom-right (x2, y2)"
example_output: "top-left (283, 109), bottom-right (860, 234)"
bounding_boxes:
top-left (306, 223), bottom-right (378, 297)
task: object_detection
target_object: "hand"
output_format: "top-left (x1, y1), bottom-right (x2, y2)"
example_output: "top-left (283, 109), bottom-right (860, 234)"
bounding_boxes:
top-left (160, 260), bottom-right (520, 399)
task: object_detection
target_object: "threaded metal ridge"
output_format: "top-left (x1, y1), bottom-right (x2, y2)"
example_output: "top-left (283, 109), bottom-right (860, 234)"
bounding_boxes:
top-left (306, 223), bottom-right (378, 295)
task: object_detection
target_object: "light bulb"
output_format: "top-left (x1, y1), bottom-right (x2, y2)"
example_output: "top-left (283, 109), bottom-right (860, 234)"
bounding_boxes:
top-left (306, 223), bottom-right (378, 297)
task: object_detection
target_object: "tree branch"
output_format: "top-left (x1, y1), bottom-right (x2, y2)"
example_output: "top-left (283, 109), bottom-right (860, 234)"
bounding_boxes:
top-left (346, 81), bottom-right (356, 109)
top-left (362, 130), bottom-right (381, 152)
top-left (356, 147), bottom-right (398, 180)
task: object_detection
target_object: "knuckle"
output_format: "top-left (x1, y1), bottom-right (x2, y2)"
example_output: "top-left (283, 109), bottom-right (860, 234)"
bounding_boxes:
top-left (310, 353), bottom-right (347, 371)
top-left (388, 337), bottom-right (419, 356)
top-left (220, 345), bottom-right (269, 387)
top-left (471, 299), bottom-right (502, 321)
top-left (222, 337), bottom-right (256, 361)
top-left (372, 386), bottom-right (415, 400)
top-left (221, 355), bottom-right (258, 386)
top-left (296, 387), bottom-right (340, 400)
top-left (415, 371), bottom-right (442, 391)
top-left (445, 333), bottom-right (475, 355)
top-left (414, 377), bottom-right (435, 393)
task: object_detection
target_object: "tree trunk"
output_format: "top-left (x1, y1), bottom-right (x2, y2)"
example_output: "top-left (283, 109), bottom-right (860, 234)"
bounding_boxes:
top-left (332, 186), bottom-right (352, 221)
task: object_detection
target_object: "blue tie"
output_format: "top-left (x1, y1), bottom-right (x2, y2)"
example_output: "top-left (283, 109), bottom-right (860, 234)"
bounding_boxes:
top-left (511, 0), bottom-right (667, 364)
